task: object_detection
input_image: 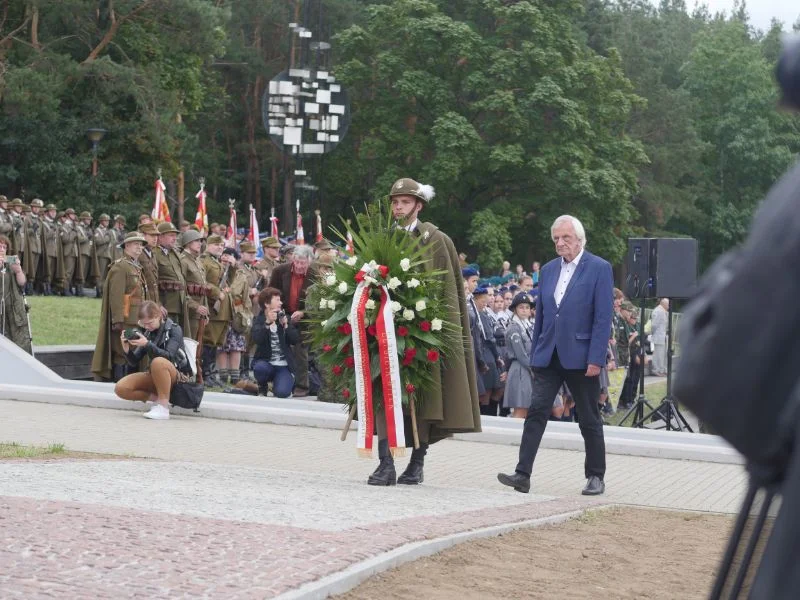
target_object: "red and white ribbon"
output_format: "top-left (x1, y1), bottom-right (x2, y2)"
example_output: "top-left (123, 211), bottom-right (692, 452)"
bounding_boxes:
top-left (351, 265), bottom-right (405, 456)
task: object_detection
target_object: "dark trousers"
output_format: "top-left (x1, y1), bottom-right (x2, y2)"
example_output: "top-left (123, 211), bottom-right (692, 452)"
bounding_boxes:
top-left (253, 359), bottom-right (294, 398)
top-left (618, 356), bottom-right (642, 407)
top-left (516, 351), bottom-right (606, 480)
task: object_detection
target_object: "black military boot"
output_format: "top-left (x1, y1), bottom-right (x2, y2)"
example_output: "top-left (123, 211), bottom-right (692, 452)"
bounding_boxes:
top-left (75, 284), bottom-right (84, 297)
top-left (398, 443), bottom-right (428, 485)
top-left (367, 439), bottom-right (396, 486)
top-left (96, 285), bottom-right (103, 299)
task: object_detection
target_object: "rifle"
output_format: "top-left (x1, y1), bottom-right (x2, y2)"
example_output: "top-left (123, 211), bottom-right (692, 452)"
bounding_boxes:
top-left (212, 262), bottom-right (231, 313)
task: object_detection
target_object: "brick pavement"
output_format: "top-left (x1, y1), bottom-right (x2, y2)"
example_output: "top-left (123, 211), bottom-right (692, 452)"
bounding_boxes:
top-left (0, 399), bottom-right (748, 598)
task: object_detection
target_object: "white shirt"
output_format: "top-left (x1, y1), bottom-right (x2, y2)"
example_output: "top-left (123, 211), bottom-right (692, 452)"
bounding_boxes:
top-left (404, 219), bottom-right (418, 232)
top-left (554, 249), bottom-right (584, 308)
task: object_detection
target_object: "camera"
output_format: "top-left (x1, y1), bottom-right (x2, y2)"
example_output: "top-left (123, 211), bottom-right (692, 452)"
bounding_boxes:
top-left (123, 328), bottom-right (142, 340)
top-left (278, 310), bottom-right (286, 320)
top-left (5, 255), bottom-right (17, 266)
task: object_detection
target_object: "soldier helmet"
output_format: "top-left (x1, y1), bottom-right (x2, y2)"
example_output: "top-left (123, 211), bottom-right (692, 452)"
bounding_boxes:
top-left (206, 234), bottom-right (224, 245)
top-left (157, 221), bottom-right (179, 234)
top-left (239, 241), bottom-right (257, 253)
top-left (99, 213), bottom-right (110, 222)
top-left (389, 178), bottom-right (436, 203)
top-left (118, 231), bottom-right (148, 248)
top-left (22, 204), bottom-right (31, 213)
top-left (138, 214), bottom-right (152, 224)
top-left (0, 195), bottom-right (7, 203)
top-left (114, 214), bottom-right (126, 225)
top-left (260, 236), bottom-right (281, 249)
top-left (65, 208), bottom-right (76, 216)
top-left (9, 198), bottom-right (23, 208)
top-left (314, 238), bottom-right (336, 252)
top-left (57, 211), bottom-right (65, 219)
top-left (44, 203), bottom-right (57, 211)
top-left (79, 211), bottom-right (92, 219)
top-left (30, 198), bottom-right (44, 208)
top-left (178, 229), bottom-right (205, 247)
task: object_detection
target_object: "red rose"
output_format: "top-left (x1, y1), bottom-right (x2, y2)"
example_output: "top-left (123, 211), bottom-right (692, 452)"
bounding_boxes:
top-left (354, 271), bottom-right (365, 283)
top-left (344, 356), bottom-right (355, 368)
top-left (367, 325), bottom-right (377, 336)
top-left (378, 265), bottom-right (389, 278)
top-left (427, 349), bottom-right (440, 363)
top-left (341, 343), bottom-right (351, 354)
top-left (322, 344), bottom-right (333, 353)
top-left (405, 383), bottom-right (416, 394)
top-left (401, 347), bottom-right (417, 366)
top-left (342, 389), bottom-right (351, 399)
top-left (332, 365), bottom-right (343, 376)
top-left (397, 326), bottom-right (409, 337)
top-left (419, 321), bottom-right (431, 332)
top-left (402, 356), bottom-right (413, 367)
top-left (337, 323), bottom-right (352, 335)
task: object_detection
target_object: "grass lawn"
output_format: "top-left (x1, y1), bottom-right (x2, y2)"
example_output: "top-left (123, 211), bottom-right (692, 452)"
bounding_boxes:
top-left (28, 296), bottom-right (101, 346)
top-left (0, 442), bottom-right (66, 459)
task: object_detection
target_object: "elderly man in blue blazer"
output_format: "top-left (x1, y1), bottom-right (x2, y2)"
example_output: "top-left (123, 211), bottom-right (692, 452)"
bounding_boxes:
top-left (498, 215), bottom-right (614, 495)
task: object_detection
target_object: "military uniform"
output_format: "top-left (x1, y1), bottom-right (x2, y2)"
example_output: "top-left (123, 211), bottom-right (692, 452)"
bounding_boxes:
top-left (41, 206), bottom-right (63, 294)
top-left (138, 239), bottom-right (160, 305)
top-left (23, 201), bottom-right (43, 290)
top-left (180, 236), bottom-right (210, 341)
top-left (8, 200), bottom-right (25, 257)
top-left (0, 197), bottom-right (12, 239)
top-left (112, 216), bottom-right (127, 261)
top-left (94, 217), bottom-right (115, 287)
top-left (200, 251), bottom-right (232, 347)
top-left (76, 213), bottom-right (98, 293)
top-left (0, 258), bottom-right (32, 353)
top-left (59, 211), bottom-right (80, 295)
top-left (90, 235), bottom-right (150, 381)
top-left (156, 246), bottom-right (187, 324)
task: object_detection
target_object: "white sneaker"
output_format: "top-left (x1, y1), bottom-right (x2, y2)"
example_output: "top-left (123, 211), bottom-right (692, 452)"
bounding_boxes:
top-left (143, 404), bottom-right (170, 420)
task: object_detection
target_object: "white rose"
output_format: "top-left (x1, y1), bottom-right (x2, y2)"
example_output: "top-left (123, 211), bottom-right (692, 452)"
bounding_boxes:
top-left (327, 299), bottom-right (337, 310)
top-left (431, 318), bottom-right (443, 331)
top-left (324, 274), bottom-right (337, 286)
top-left (390, 301), bottom-right (402, 313)
top-left (406, 278), bottom-right (420, 289)
top-left (319, 298), bottom-right (328, 309)
top-left (400, 258), bottom-right (411, 272)
top-left (321, 320), bottom-right (328, 327)
top-left (345, 256), bottom-right (357, 266)
top-left (402, 309), bottom-right (415, 321)
top-left (365, 299), bottom-right (376, 310)
top-left (364, 276), bottom-right (377, 286)
top-left (368, 260), bottom-right (378, 269)
top-left (387, 277), bottom-right (402, 290)
top-left (415, 300), bottom-right (427, 312)
top-left (337, 282), bottom-right (348, 294)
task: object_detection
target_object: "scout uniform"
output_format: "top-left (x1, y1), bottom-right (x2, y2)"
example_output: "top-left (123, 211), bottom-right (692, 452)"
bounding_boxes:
top-left (90, 232), bottom-right (150, 381)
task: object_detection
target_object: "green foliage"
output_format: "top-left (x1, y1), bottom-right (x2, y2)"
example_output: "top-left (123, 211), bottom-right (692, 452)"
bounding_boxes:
top-left (467, 209), bottom-right (511, 272)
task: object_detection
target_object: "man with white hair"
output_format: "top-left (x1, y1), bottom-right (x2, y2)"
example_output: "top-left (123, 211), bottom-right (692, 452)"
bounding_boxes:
top-left (498, 214), bottom-right (614, 496)
top-left (269, 243), bottom-right (317, 396)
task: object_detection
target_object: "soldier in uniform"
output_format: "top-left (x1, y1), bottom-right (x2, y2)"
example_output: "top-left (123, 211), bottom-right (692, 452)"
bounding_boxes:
top-left (200, 234), bottom-right (233, 387)
top-left (9, 199), bottom-right (25, 262)
top-left (90, 232), bottom-right (150, 382)
top-left (0, 196), bottom-right (12, 240)
top-left (138, 214), bottom-right (153, 228)
top-left (179, 229), bottom-right (210, 340)
top-left (24, 199), bottom-right (44, 294)
top-left (255, 236), bottom-right (281, 292)
top-left (76, 211), bottom-right (97, 296)
top-left (155, 221), bottom-right (188, 331)
top-left (237, 240), bottom-right (260, 382)
top-left (112, 215), bottom-right (127, 261)
top-left (59, 208), bottom-right (80, 296)
top-left (137, 223), bottom-right (160, 305)
top-left (41, 203), bottom-right (63, 295)
top-left (94, 214), bottom-right (114, 295)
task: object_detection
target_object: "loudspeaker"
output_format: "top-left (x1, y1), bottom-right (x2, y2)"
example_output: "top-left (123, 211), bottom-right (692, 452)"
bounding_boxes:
top-left (625, 238), bottom-right (698, 299)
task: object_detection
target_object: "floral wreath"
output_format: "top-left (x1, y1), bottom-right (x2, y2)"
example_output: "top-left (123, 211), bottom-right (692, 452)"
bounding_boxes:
top-left (309, 206), bottom-right (459, 456)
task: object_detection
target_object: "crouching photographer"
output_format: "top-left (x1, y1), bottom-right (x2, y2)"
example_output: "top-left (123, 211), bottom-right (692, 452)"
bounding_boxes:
top-left (115, 300), bottom-right (194, 420)
top-left (251, 287), bottom-right (299, 398)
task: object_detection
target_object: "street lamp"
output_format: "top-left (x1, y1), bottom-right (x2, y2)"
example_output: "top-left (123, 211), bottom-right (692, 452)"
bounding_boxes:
top-left (86, 128), bottom-right (108, 177)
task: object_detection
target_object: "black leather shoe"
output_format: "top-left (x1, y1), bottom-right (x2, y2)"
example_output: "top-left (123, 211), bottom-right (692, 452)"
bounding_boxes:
top-left (367, 458), bottom-right (396, 486)
top-left (497, 472), bottom-right (530, 493)
top-left (397, 461), bottom-right (424, 485)
top-left (582, 476), bottom-right (605, 496)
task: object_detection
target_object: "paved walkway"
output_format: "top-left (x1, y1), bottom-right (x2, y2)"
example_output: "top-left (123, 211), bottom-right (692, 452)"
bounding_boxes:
top-left (0, 399), bottom-right (747, 598)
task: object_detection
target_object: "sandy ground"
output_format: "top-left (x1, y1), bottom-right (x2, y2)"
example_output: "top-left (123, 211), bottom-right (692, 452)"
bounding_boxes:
top-left (336, 507), bottom-right (733, 600)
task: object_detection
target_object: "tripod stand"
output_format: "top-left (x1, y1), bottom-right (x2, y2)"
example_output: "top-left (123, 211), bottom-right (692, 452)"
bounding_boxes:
top-left (618, 298), bottom-right (657, 428)
top-left (639, 300), bottom-right (692, 431)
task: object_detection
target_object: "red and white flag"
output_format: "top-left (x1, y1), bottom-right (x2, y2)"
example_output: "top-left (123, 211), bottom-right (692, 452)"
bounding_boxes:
top-left (225, 202), bottom-right (237, 248)
top-left (194, 183), bottom-right (208, 233)
top-left (270, 207), bottom-right (279, 239)
top-left (315, 210), bottom-right (323, 243)
top-left (295, 199), bottom-right (304, 245)
top-left (249, 204), bottom-right (263, 259)
top-left (152, 177), bottom-right (171, 222)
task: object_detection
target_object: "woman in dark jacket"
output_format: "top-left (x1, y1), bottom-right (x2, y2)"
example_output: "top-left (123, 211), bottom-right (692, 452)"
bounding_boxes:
top-left (252, 287), bottom-right (299, 397)
top-left (115, 300), bottom-right (193, 420)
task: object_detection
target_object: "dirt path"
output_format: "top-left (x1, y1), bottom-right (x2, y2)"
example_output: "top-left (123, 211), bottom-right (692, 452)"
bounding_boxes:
top-left (336, 507), bottom-right (732, 600)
